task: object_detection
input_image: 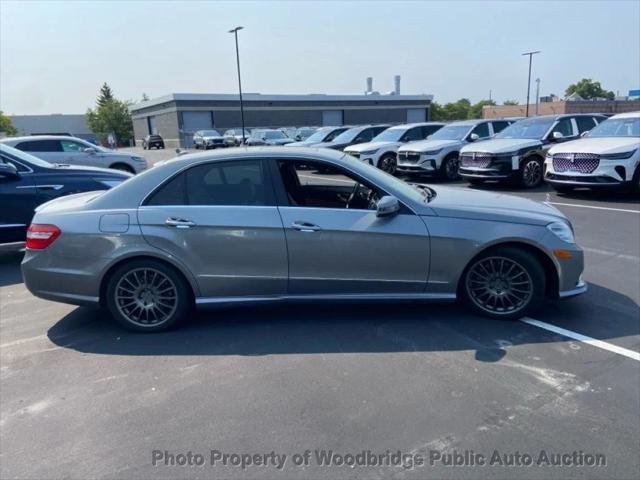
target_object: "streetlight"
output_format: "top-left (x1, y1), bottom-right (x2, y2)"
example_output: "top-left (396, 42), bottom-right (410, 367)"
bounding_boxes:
top-left (522, 50), bottom-right (540, 117)
top-left (229, 26), bottom-right (246, 144)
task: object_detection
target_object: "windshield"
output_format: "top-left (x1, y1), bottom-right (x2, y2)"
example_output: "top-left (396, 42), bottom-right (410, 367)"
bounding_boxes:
top-left (496, 117), bottom-right (555, 139)
top-left (304, 129), bottom-right (332, 142)
top-left (587, 117), bottom-right (640, 137)
top-left (429, 124), bottom-right (472, 141)
top-left (372, 128), bottom-right (405, 142)
top-left (331, 127), bottom-right (362, 143)
top-left (200, 130), bottom-right (221, 136)
top-left (0, 143), bottom-right (53, 168)
top-left (265, 131), bottom-right (286, 140)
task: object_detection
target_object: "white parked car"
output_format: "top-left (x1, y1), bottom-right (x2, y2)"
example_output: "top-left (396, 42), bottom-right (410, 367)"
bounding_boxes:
top-left (397, 119), bottom-right (512, 181)
top-left (544, 111), bottom-right (640, 193)
top-left (344, 123), bottom-right (445, 174)
top-left (1, 135), bottom-right (147, 174)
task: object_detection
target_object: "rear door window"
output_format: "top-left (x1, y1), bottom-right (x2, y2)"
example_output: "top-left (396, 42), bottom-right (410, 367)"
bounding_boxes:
top-left (550, 118), bottom-right (574, 137)
top-left (470, 122), bottom-right (490, 138)
top-left (575, 116), bottom-right (597, 134)
top-left (15, 139), bottom-right (62, 152)
top-left (491, 121), bottom-right (510, 135)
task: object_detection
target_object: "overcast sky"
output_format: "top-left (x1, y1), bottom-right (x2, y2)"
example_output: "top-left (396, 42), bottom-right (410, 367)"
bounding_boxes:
top-left (1, 0), bottom-right (639, 114)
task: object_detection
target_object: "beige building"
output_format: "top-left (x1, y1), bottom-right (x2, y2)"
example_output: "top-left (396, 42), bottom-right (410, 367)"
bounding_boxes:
top-left (482, 100), bottom-right (640, 119)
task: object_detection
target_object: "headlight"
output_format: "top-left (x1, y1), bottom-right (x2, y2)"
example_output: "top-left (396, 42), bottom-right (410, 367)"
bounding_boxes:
top-left (422, 148), bottom-right (443, 156)
top-left (98, 180), bottom-right (125, 188)
top-left (360, 149), bottom-right (379, 155)
top-left (547, 221), bottom-right (575, 244)
top-left (600, 149), bottom-right (637, 160)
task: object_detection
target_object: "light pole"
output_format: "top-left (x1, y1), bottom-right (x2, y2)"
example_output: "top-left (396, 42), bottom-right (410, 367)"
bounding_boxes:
top-left (522, 50), bottom-right (540, 117)
top-left (535, 78), bottom-right (540, 116)
top-left (229, 26), bottom-right (246, 144)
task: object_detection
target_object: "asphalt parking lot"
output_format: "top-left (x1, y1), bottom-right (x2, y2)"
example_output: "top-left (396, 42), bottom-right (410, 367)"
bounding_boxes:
top-left (1, 158), bottom-right (639, 479)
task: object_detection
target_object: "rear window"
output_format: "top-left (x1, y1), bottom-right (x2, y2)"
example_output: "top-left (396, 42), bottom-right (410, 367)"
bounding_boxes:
top-left (15, 139), bottom-right (62, 152)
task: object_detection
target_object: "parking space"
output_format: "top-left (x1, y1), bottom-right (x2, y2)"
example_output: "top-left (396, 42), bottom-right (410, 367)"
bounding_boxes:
top-left (1, 177), bottom-right (638, 479)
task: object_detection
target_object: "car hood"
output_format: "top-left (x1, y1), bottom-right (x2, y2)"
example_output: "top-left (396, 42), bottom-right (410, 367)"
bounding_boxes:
top-left (548, 137), bottom-right (640, 155)
top-left (398, 139), bottom-right (461, 152)
top-left (345, 141), bottom-right (398, 153)
top-left (51, 163), bottom-right (133, 178)
top-left (202, 135), bottom-right (224, 140)
top-left (427, 186), bottom-right (566, 226)
top-left (267, 138), bottom-right (294, 145)
top-left (460, 138), bottom-right (542, 154)
top-left (314, 141), bottom-right (348, 149)
top-left (285, 141), bottom-right (314, 147)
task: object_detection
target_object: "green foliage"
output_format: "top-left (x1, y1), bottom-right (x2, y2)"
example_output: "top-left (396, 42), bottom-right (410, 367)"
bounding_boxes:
top-left (0, 111), bottom-right (18, 136)
top-left (431, 98), bottom-right (495, 121)
top-left (86, 84), bottom-right (133, 145)
top-left (503, 99), bottom-right (519, 105)
top-left (565, 78), bottom-right (615, 100)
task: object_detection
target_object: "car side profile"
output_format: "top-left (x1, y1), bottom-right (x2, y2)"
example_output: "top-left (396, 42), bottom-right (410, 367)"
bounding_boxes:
top-left (344, 122), bottom-right (445, 174)
top-left (544, 111), bottom-right (640, 193)
top-left (459, 114), bottom-right (606, 188)
top-left (0, 143), bottom-right (131, 243)
top-left (397, 119), bottom-right (513, 180)
top-left (1, 135), bottom-right (147, 174)
top-left (22, 147), bottom-right (585, 332)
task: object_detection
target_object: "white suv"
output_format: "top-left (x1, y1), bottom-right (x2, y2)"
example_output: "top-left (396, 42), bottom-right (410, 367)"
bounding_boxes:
top-left (397, 119), bottom-right (512, 181)
top-left (545, 112), bottom-right (640, 193)
top-left (344, 123), bottom-right (445, 174)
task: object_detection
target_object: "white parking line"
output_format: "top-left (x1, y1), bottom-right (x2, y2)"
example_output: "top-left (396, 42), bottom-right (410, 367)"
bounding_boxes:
top-left (547, 202), bottom-right (640, 214)
top-left (521, 317), bottom-right (640, 362)
top-left (582, 247), bottom-right (640, 262)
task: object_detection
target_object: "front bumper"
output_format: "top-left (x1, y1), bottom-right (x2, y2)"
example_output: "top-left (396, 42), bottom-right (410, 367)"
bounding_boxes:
top-left (559, 278), bottom-right (588, 298)
top-left (396, 153), bottom-right (439, 173)
top-left (544, 156), bottom-right (638, 188)
top-left (459, 156), bottom-right (515, 179)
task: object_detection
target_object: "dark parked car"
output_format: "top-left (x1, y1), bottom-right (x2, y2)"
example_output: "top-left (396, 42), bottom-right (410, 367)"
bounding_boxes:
top-left (0, 144), bottom-right (131, 244)
top-left (142, 135), bottom-right (165, 150)
top-left (285, 126), bottom-right (350, 147)
top-left (313, 125), bottom-right (390, 151)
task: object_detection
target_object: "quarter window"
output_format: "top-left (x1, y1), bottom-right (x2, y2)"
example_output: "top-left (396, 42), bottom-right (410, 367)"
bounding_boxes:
top-left (14, 139), bottom-right (62, 152)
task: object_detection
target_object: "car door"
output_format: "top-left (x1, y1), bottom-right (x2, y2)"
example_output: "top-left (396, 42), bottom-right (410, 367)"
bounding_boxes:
top-left (138, 158), bottom-right (288, 298)
top-left (272, 158), bottom-right (430, 295)
top-left (0, 155), bottom-right (39, 243)
top-left (60, 139), bottom-right (99, 167)
top-left (14, 139), bottom-right (66, 164)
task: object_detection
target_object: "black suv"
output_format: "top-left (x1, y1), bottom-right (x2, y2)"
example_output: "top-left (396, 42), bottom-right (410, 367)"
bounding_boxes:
top-left (142, 134), bottom-right (165, 150)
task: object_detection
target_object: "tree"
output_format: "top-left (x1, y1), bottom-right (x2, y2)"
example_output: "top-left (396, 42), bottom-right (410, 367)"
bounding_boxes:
top-left (431, 98), bottom-right (472, 121)
top-left (469, 99), bottom-right (496, 119)
top-left (565, 78), bottom-right (614, 100)
top-left (0, 111), bottom-right (18, 136)
top-left (96, 82), bottom-right (115, 107)
top-left (87, 84), bottom-right (134, 145)
top-left (503, 100), bottom-right (519, 105)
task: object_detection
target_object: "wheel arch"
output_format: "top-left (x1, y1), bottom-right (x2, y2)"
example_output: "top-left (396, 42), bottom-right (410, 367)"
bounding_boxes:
top-left (108, 162), bottom-right (135, 173)
top-left (98, 253), bottom-right (199, 307)
top-left (456, 240), bottom-right (559, 299)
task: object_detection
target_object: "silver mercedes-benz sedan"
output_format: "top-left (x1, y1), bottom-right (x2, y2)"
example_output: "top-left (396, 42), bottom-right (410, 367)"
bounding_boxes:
top-left (21, 147), bottom-right (586, 331)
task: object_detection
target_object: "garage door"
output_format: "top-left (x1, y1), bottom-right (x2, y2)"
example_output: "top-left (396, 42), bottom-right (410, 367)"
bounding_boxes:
top-left (181, 111), bottom-right (214, 147)
top-left (322, 110), bottom-right (343, 126)
top-left (406, 108), bottom-right (427, 123)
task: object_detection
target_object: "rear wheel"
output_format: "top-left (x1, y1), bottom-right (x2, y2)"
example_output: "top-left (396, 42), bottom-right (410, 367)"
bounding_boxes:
top-left (378, 153), bottom-right (397, 175)
top-left (439, 153), bottom-right (460, 181)
top-left (461, 247), bottom-right (545, 320)
top-left (105, 259), bottom-right (191, 332)
top-left (519, 157), bottom-right (544, 188)
top-left (109, 163), bottom-right (135, 174)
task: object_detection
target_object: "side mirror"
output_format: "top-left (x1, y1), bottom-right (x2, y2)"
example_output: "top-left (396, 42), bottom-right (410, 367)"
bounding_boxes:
top-left (84, 147), bottom-right (96, 154)
top-left (0, 162), bottom-right (20, 179)
top-left (376, 195), bottom-right (400, 218)
top-left (468, 133), bottom-right (480, 142)
top-left (552, 131), bottom-right (564, 140)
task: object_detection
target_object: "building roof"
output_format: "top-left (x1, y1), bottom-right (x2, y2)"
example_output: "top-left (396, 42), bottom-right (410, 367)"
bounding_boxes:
top-left (130, 92), bottom-right (434, 112)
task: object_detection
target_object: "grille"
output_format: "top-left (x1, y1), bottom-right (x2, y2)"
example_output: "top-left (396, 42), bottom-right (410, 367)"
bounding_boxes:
top-left (398, 152), bottom-right (422, 164)
top-left (552, 153), bottom-right (600, 174)
top-left (461, 152), bottom-right (492, 168)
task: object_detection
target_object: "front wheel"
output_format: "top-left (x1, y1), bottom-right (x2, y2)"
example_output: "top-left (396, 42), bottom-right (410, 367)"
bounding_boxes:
top-left (519, 157), bottom-right (544, 188)
top-left (439, 154), bottom-right (460, 181)
top-left (461, 247), bottom-right (545, 320)
top-left (105, 259), bottom-right (191, 332)
top-left (378, 153), bottom-right (397, 174)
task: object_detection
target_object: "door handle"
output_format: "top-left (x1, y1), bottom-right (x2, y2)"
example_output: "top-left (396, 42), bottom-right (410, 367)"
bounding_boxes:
top-left (292, 221), bottom-right (321, 233)
top-left (165, 217), bottom-right (196, 229)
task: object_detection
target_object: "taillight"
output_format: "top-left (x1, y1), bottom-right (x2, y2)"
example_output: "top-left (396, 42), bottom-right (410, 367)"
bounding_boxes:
top-left (26, 224), bottom-right (61, 250)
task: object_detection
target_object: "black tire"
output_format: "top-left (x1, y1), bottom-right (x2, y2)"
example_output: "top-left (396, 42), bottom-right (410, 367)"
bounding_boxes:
top-left (105, 259), bottom-right (191, 332)
top-left (552, 185), bottom-right (574, 194)
top-left (460, 247), bottom-right (545, 321)
top-left (439, 153), bottom-right (460, 181)
top-left (377, 153), bottom-right (397, 175)
top-left (109, 163), bottom-right (135, 174)
top-left (519, 156), bottom-right (544, 188)
top-left (467, 178), bottom-right (485, 186)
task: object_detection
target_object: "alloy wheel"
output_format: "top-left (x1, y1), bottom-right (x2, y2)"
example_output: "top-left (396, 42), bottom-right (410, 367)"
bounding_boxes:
top-left (465, 256), bottom-right (533, 315)
top-left (379, 155), bottom-right (396, 174)
top-left (114, 268), bottom-right (178, 327)
top-left (444, 156), bottom-right (460, 180)
top-left (522, 159), bottom-right (542, 187)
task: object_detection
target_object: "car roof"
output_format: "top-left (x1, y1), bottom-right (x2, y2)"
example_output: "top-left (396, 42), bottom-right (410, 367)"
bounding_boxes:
top-left (1, 134), bottom-right (88, 144)
top-left (387, 122), bottom-right (446, 130)
top-left (610, 111), bottom-right (640, 120)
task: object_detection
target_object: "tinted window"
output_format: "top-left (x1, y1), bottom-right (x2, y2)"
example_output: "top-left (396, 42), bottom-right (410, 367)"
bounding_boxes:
top-left (61, 140), bottom-right (86, 152)
top-left (575, 116), bottom-right (596, 134)
top-left (422, 125), bottom-right (443, 137)
top-left (401, 127), bottom-right (424, 142)
top-left (491, 121), bottom-right (509, 134)
top-left (550, 118), bottom-right (574, 137)
top-left (15, 139), bottom-right (62, 152)
top-left (355, 128), bottom-right (375, 143)
top-left (147, 160), bottom-right (271, 207)
top-left (470, 123), bottom-right (490, 138)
